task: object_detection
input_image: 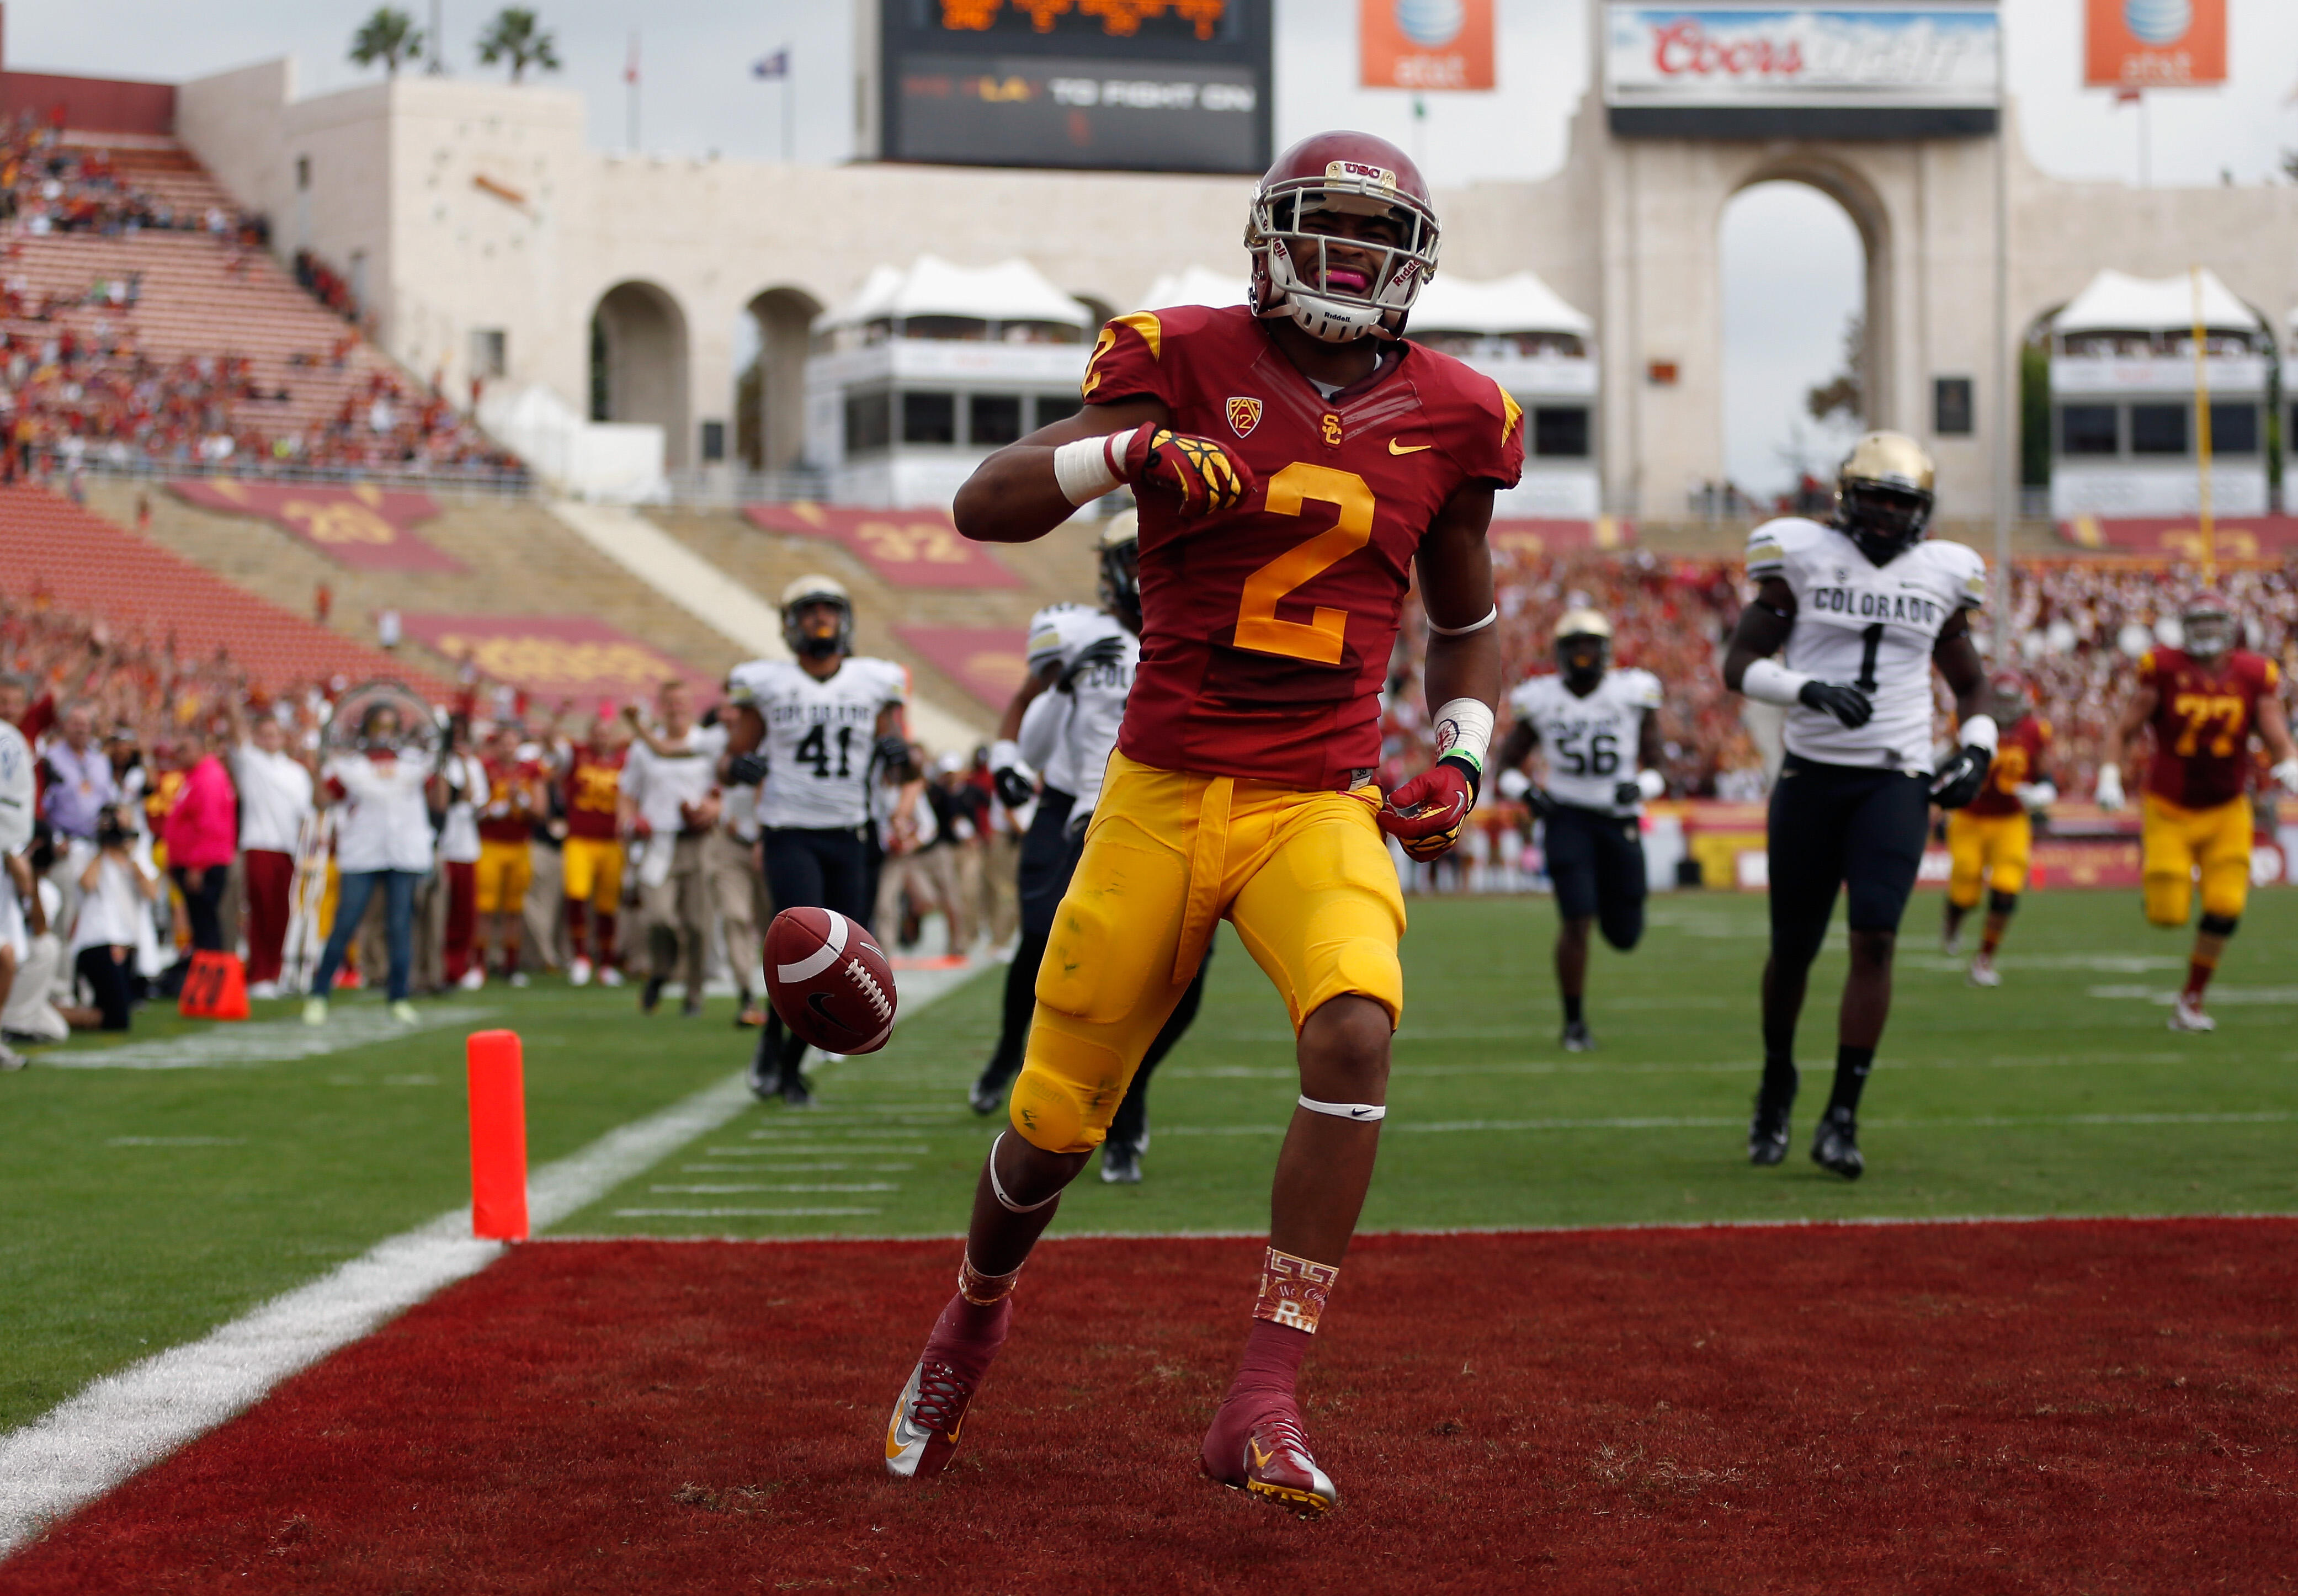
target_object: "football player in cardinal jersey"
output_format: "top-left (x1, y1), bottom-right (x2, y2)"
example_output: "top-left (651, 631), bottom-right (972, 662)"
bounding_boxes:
top-left (1493, 609), bottom-right (1667, 1051)
top-left (1724, 432), bottom-right (1992, 1180)
top-left (882, 131), bottom-right (1520, 1514)
top-left (725, 576), bottom-right (913, 1105)
top-left (1941, 671), bottom-right (2055, 987)
top-left (971, 513), bottom-right (1209, 1184)
top-left (2094, 592), bottom-right (2298, 1032)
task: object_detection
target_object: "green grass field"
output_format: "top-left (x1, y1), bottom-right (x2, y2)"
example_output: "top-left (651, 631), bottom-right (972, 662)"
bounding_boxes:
top-left (5, 889), bottom-right (2295, 1433)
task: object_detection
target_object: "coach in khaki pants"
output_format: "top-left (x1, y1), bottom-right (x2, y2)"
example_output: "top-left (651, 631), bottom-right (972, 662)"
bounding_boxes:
top-left (620, 683), bottom-right (725, 1015)
top-left (705, 776), bottom-right (771, 1023)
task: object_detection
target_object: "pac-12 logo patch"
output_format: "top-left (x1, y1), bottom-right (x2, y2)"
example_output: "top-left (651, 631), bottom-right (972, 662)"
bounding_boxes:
top-left (1226, 396), bottom-right (1262, 438)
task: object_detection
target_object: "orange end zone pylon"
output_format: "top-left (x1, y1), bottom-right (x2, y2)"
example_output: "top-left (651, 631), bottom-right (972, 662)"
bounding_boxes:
top-left (466, 1030), bottom-right (529, 1241)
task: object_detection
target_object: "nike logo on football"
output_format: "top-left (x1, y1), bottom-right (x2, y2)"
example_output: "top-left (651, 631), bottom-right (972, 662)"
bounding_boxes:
top-left (1389, 439), bottom-right (1432, 455)
top-left (807, 991), bottom-right (843, 1028)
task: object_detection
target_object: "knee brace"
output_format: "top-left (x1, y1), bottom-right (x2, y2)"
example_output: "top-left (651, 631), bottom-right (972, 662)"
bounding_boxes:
top-left (2198, 912), bottom-right (2240, 939)
top-left (1986, 890), bottom-right (2019, 918)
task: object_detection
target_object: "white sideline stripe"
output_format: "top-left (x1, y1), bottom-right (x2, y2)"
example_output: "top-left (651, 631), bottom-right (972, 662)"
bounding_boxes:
top-left (544, 501), bottom-right (980, 753)
top-left (35, 1005), bottom-right (494, 1070)
top-left (612, 1207), bottom-right (882, 1218)
top-left (0, 957), bottom-right (988, 1557)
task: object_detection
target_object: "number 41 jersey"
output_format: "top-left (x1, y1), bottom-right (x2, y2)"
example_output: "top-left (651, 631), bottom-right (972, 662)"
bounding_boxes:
top-left (1507, 668), bottom-right (1664, 815)
top-left (1083, 302), bottom-right (1525, 790)
top-left (1747, 517), bottom-right (1987, 775)
top-left (727, 656), bottom-right (908, 831)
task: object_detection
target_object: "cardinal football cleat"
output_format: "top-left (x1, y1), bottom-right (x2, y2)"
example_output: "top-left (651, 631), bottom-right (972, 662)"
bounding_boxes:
top-left (1203, 1406), bottom-right (1339, 1517)
top-left (884, 1358), bottom-right (978, 1480)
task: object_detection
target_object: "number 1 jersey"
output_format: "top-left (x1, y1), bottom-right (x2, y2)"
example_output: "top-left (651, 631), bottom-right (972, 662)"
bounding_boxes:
top-left (1746, 517), bottom-right (1987, 774)
top-left (727, 656), bottom-right (907, 830)
top-left (1082, 303), bottom-right (1525, 790)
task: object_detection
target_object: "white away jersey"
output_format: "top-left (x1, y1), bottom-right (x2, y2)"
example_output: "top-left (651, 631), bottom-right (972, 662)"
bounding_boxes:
top-left (728, 656), bottom-right (908, 830)
top-left (1023, 604), bottom-right (1135, 811)
top-left (1746, 518), bottom-right (1985, 773)
top-left (1507, 667), bottom-right (1664, 815)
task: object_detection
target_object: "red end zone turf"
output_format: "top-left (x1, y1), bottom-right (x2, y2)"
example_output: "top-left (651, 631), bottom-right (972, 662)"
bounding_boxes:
top-left (7, 1221), bottom-right (2294, 1593)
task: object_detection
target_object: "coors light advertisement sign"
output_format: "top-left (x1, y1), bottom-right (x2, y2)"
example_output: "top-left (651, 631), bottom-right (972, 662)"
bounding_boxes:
top-left (1604, 4), bottom-right (2001, 118)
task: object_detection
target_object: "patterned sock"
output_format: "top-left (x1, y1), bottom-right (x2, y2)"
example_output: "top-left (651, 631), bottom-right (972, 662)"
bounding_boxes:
top-left (1202, 1251), bottom-right (1330, 1480)
top-left (923, 1254), bottom-right (1020, 1381)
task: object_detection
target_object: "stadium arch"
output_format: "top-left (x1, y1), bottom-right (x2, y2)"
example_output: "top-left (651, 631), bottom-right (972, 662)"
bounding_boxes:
top-left (737, 285), bottom-right (827, 477)
top-left (589, 280), bottom-right (691, 468)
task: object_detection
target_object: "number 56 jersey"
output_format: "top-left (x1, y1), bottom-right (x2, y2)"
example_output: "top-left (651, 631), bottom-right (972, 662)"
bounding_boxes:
top-left (727, 656), bottom-right (908, 831)
top-left (1746, 517), bottom-right (1987, 774)
top-left (1507, 668), bottom-right (1664, 815)
top-left (1082, 303), bottom-right (1525, 791)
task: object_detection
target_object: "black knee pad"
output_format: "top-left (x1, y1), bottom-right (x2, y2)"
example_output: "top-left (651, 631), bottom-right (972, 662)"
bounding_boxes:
top-left (2199, 913), bottom-right (2240, 938)
top-left (1987, 890), bottom-right (2019, 917)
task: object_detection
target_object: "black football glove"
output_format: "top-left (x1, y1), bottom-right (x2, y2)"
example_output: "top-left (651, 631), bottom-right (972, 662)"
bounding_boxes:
top-left (1797, 679), bottom-right (1873, 729)
top-left (1932, 744), bottom-right (1993, 810)
top-left (992, 764), bottom-right (1035, 810)
top-left (725, 751), bottom-right (769, 788)
top-left (1612, 780), bottom-right (1643, 809)
top-left (1058, 634), bottom-right (1126, 694)
top-left (1524, 783), bottom-right (1558, 822)
top-left (874, 734), bottom-right (913, 775)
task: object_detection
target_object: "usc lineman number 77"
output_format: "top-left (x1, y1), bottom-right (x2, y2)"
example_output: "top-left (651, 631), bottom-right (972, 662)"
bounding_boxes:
top-left (880, 130), bottom-right (1524, 1515)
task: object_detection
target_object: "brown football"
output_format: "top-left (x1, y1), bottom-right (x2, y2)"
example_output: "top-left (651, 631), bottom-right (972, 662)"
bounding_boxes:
top-left (763, 907), bottom-right (897, 1055)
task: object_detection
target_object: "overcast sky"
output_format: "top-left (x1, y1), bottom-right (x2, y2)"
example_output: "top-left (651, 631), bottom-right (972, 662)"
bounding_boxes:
top-left (9, 0), bottom-right (2292, 493)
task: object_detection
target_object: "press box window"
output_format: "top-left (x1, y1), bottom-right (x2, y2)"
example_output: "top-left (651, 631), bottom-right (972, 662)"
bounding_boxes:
top-left (2130, 405), bottom-right (2187, 456)
top-left (1532, 406), bottom-right (1589, 459)
top-left (903, 391), bottom-right (956, 445)
top-left (969, 394), bottom-right (1023, 447)
top-left (2210, 402), bottom-right (2259, 456)
top-left (469, 328), bottom-right (507, 380)
top-left (1933, 377), bottom-right (1973, 437)
top-left (2059, 406), bottom-right (2118, 457)
top-left (844, 389), bottom-right (892, 455)
top-left (699, 419), bottom-right (726, 464)
top-left (1034, 394), bottom-right (1081, 430)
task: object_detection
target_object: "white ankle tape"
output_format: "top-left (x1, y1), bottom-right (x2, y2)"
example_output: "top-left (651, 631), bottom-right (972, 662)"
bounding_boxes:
top-left (1297, 1095), bottom-right (1386, 1122)
top-left (987, 1132), bottom-right (1063, 1213)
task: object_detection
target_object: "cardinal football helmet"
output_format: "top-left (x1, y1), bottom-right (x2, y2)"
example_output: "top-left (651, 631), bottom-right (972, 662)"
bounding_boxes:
top-left (1985, 669), bottom-right (2030, 722)
top-left (2180, 591), bottom-right (2236, 661)
top-left (1246, 131), bottom-right (1440, 344)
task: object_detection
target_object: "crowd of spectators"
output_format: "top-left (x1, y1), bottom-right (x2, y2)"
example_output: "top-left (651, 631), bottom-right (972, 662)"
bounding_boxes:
top-left (1, 114), bottom-right (267, 242)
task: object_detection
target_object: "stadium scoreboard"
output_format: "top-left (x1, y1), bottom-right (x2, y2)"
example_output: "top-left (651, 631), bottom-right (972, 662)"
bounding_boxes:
top-left (866, 0), bottom-right (1273, 175)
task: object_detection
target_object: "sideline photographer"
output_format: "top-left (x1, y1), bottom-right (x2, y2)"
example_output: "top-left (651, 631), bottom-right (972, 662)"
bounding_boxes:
top-left (71, 803), bottom-right (161, 1031)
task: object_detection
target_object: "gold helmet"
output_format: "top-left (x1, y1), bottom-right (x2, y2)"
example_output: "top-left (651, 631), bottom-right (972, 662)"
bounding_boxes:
top-left (1834, 430), bottom-right (1936, 566)
top-left (780, 573), bottom-right (853, 660)
top-left (1555, 608), bottom-right (1613, 687)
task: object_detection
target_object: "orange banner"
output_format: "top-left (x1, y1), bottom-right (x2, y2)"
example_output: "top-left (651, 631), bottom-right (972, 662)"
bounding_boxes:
top-left (1361, 0), bottom-right (1495, 91)
top-left (2085, 0), bottom-right (2225, 88)
top-left (2055, 516), bottom-right (2298, 558)
top-left (743, 503), bottom-right (1023, 590)
top-left (169, 479), bottom-right (465, 573)
top-left (893, 624), bottom-right (1030, 712)
top-left (397, 615), bottom-right (715, 707)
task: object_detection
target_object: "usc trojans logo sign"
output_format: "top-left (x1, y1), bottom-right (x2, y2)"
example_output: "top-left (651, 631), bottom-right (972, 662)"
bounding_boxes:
top-left (1226, 396), bottom-right (1262, 439)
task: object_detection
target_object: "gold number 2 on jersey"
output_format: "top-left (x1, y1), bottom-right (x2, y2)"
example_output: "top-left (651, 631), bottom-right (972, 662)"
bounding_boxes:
top-left (1234, 463), bottom-right (1374, 665)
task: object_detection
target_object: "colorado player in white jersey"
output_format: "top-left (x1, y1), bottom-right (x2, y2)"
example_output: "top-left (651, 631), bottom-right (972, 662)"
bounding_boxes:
top-left (1493, 610), bottom-right (1667, 1052)
top-left (1724, 432), bottom-right (1994, 1178)
top-left (970, 513), bottom-right (1209, 1182)
top-left (724, 574), bottom-right (913, 1106)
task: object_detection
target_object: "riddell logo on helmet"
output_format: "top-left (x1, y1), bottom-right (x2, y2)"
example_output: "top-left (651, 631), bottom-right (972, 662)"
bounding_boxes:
top-left (1226, 397), bottom-right (1263, 438)
top-left (1324, 159), bottom-right (1396, 189)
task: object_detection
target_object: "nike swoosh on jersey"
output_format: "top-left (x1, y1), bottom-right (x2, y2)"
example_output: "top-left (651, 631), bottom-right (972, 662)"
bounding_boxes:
top-left (1388, 439), bottom-right (1432, 455)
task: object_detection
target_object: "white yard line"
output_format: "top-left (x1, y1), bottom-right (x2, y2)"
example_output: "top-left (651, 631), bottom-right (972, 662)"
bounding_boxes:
top-left (0, 960), bottom-right (985, 1557)
top-left (37, 1004), bottom-right (494, 1070)
top-left (1155, 1109), bottom-right (2297, 1136)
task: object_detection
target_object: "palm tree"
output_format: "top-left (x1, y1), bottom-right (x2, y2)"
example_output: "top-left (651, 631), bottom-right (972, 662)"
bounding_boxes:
top-left (348, 8), bottom-right (427, 77)
top-left (476, 8), bottom-right (561, 83)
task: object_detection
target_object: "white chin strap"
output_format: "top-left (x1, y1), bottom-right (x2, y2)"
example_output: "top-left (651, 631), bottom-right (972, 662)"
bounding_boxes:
top-left (1298, 1095), bottom-right (1387, 1122)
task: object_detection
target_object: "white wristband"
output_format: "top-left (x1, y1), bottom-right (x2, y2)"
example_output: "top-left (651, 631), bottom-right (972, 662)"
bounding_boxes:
top-left (1636, 768), bottom-right (1666, 802)
top-left (1428, 605), bottom-right (1497, 637)
top-left (1740, 657), bottom-right (1811, 707)
top-left (989, 738), bottom-right (1024, 773)
top-left (1432, 697), bottom-right (1493, 771)
top-left (1052, 432), bottom-right (1127, 506)
top-left (1958, 713), bottom-right (1999, 753)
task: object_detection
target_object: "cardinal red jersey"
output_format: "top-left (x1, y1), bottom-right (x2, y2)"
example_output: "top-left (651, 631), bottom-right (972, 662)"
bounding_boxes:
top-left (1082, 303), bottom-right (1524, 789)
top-left (478, 756), bottom-right (545, 843)
top-left (1964, 714), bottom-right (2051, 818)
top-left (2139, 647), bottom-right (2281, 809)
top-left (563, 746), bottom-right (626, 840)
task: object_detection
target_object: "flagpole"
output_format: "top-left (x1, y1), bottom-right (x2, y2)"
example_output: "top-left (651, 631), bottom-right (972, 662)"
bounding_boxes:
top-left (2191, 264), bottom-right (2215, 584)
top-left (783, 44), bottom-right (795, 163)
top-left (627, 32), bottom-right (640, 152)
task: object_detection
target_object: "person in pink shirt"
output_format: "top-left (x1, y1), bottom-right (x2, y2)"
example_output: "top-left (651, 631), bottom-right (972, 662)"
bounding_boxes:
top-left (164, 727), bottom-right (238, 954)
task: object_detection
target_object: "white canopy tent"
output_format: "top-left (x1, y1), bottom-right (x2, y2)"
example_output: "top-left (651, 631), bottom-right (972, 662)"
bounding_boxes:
top-left (821, 255), bottom-right (1092, 331)
top-left (1136, 265), bottom-right (1248, 311)
top-left (2054, 268), bottom-right (2263, 337)
top-left (1407, 270), bottom-right (1593, 338)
